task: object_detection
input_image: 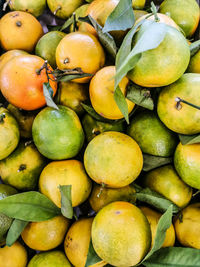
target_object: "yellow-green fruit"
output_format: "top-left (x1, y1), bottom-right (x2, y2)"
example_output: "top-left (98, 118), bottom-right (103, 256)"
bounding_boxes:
top-left (0, 242), bottom-right (27, 267)
top-left (89, 184), bottom-right (136, 212)
top-left (22, 215), bottom-right (70, 251)
top-left (174, 142), bottom-right (200, 189)
top-left (28, 251), bottom-right (72, 267)
top-left (140, 206), bottom-right (175, 248)
top-left (174, 203), bottom-right (200, 249)
top-left (47, 0), bottom-right (84, 19)
top-left (132, 0), bottom-right (145, 9)
top-left (92, 201), bottom-right (151, 266)
top-left (142, 165), bottom-right (192, 208)
top-left (157, 73), bottom-right (200, 135)
top-left (9, 0), bottom-right (46, 17)
top-left (187, 50), bottom-right (200, 73)
top-left (64, 218), bottom-right (93, 267)
top-left (84, 132), bottom-right (143, 188)
top-left (0, 142), bottom-right (46, 191)
top-left (57, 81), bottom-right (88, 115)
top-left (39, 160), bottom-right (92, 208)
top-left (0, 107), bottom-right (20, 160)
top-left (133, 10), bottom-right (148, 21)
top-left (160, 0), bottom-right (200, 37)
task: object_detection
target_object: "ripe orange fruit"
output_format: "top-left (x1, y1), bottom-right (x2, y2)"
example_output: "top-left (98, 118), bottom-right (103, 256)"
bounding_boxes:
top-left (0, 11), bottom-right (43, 52)
top-left (0, 55), bottom-right (57, 111)
top-left (56, 31), bottom-right (105, 83)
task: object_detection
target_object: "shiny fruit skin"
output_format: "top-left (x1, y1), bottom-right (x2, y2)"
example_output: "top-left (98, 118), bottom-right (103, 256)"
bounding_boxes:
top-left (9, 0), bottom-right (46, 17)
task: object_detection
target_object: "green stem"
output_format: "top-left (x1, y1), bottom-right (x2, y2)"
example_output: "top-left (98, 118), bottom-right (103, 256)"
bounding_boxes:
top-left (72, 12), bottom-right (78, 32)
top-left (150, 2), bottom-right (160, 22)
top-left (175, 97), bottom-right (200, 111)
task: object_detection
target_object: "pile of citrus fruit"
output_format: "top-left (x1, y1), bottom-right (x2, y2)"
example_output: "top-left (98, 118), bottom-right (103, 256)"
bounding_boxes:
top-left (0, 0), bottom-right (200, 266)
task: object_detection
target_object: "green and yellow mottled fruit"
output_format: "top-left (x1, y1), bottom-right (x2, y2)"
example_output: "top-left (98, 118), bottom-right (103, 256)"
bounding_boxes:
top-left (0, 184), bottom-right (18, 245)
top-left (174, 203), bottom-right (200, 249)
top-left (143, 165), bottom-right (192, 208)
top-left (0, 142), bottom-right (46, 191)
top-left (35, 31), bottom-right (66, 69)
top-left (89, 183), bottom-right (136, 212)
top-left (47, 0), bottom-right (84, 19)
top-left (133, 10), bottom-right (148, 21)
top-left (132, 0), bottom-right (145, 9)
top-left (187, 50), bottom-right (200, 73)
top-left (0, 107), bottom-right (20, 160)
top-left (160, 0), bottom-right (200, 37)
top-left (28, 251), bottom-right (72, 267)
top-left (174, 142), bottom-right (200, 189)
top-left (157, 73), bottom-right (200, 135)
top-left (127, 111), bottom-right (178, 157)
top-left (9, 0), bottom-right (46, 17)
top-left (82, 114), bottom-right (124, 143)
top-left (92, 201), bottom-right (151, 266)
top-left (32, 105), bottom-right (85, 160)
top-left (128, 21), bottom-right (190, 87)
top-left (84, 132), bottom-right (143, 188)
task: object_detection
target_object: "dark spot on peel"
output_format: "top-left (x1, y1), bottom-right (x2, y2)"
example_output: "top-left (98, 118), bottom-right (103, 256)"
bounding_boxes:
top-left (115, 211), bottom-right (121, 215)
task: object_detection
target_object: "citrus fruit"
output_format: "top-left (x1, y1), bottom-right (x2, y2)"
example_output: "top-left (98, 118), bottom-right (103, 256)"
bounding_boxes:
top-left (132, 0), bottom-right (145, 9)
top-left (140, 206), bottom-right (175, 248)
top-left (0, 107), bottom-right (20, 160)
top-left (0, 49), bottom-right (28, 74)
top-left (142, 165), bottom-right (192, 208)
top-left (89, 183), bottom-right (136, 212)
top-left (64, 218), bottom-right (93, 267)
top-left (7, 104), bottom-right (37, 139)
top-left (69, 4), bottom-right (89, 32)
top-left (35, 31), bottom-right (66, 69)
top-left (84, 131), bottom-right (143, 188)
top-left (22, 215), bottom-right (70, 251)
top-left (157, 73), bottom-right (200, 135)
top-left (32, 105), bottom-right (85, 160)
top-left (39, 160), bottom-right (92, 207)
top-left (56, 31), bottom-right (105, 83)
top-left (47, 0), bottom-right (84, 19)
top-left (128, 21), bottom-right (190, 87)
top-left (174, 203), bottom-right (200, 249)
top-left (0, 242), bottom-right (27, 267)
top-left (92, 201), bottom-right (151, 266)
top-left (82, 114), bottom-right (124, 143)
top-left (133, 10), bottom-right (148, 21)
top-left (0, 11), bottom-right (43, 52)
top-left (0, 184), bottom-right (18, 245)
top-left (28, 251), bottom-right (72, 267)
top-left (187, 50), bottom-right (200, 73)
top-left (0, 55), bottom-right (57, 111)
top-left (174, 142), bottom-right (200, 189)
top-left (9, 0), bottom-right (46, 17)
top-left (160, 0), bottom-right (200, 37)
top-left (0, 142), bottom-right (46, 191)
top-left (89, 66), bottom-right (135, 120)
top-left (127, 110), bottom-right (178, 157)
top-left (57, 81), bottom-right (88, 115)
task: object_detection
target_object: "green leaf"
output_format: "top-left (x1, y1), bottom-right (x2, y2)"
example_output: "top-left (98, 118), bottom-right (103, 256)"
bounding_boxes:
top-left (179, 134), bottom-right (200, 145)
top-left (6, 219), bottom-right (28, 247)
top-left (114, 86), bottom-right (129, 124)
top-left (57, 73), bottom-right (92, 82)
top-left (79, 15), bottom-right (117, 59)
top-left (43, 82), bottom-right (59, 110)
top-left (85, 240), bottom-right (102, 267)
top-left (126, 84), bottom-right (154, 110)
top-left (0, 191), bottom-right (61, 222)
top-left (59, 185), bottom-right (73, 219)
top-left (81, 103), bottom-right (113, 123)
top-left (115, 20), bottom-right (167, 89)
top-left (103, 0), bottom-right (135, 33)
top-left (143, 154), bottom-right (173, 172)
top-left (135, 187), bottom-right (180, 213)
top-left (140, 205), bottom-right (173, 264)
top-left (190, 39), bottom-right (200, 57)
top-left (60, 16), bottom-right (74, 31)
top-left (143, 247), bottom-right (200, 267)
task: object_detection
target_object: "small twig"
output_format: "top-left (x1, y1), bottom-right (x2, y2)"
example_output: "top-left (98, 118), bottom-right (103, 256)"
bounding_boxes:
top-left (193, 190), bottom-right (200, 198)
top-left (3, 0), bottom-right (11, 11)
top-left (0, 113), bottom-right (6, 124)
top-left (97, 183), bottom-right (105, 198)
top-left (53, 5), bottom-right (61, 16)
top-left (175, 97), bottom-right (200, 111)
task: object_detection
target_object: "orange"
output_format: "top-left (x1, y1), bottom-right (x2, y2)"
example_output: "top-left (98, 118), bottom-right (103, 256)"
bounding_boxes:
top-left (0, 11), bottom-right (43, 52)
top-left (0, 55), bottom-right (57, 111)
top-left (90, 66), bottom-right (135, 120)
top-left (56, 31), bottom-right (105, 83)
top-left (9, 0), bottom-right (46, 17)
top-left (132, 0), bottom-right (146, 9)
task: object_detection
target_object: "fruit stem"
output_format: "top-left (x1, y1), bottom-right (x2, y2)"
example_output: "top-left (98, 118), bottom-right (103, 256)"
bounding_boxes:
top-left (53, 5), bottom-right (61, 15)
top-left (97, 183), bottom-right (105, 198)
top-left (192, 190), bottom-right (200, 198)
top-left (150, 2), bottom-right (160, 22)
top-left (0, 113), bottom-right (5, 124)
top-left (175, 97), bottom-right (200, 111)
top-left (2, 0), bottom-right (11, 11)
top-left (72, 12), bottom-right (78, 32)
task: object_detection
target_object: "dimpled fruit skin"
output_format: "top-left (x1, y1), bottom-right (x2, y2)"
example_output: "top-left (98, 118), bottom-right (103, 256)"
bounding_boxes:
top-left (84, 131), bottom-right (143, 188)
top-left (143, 165), bottom-right (192, 208)
top-left (174, 143), bottom-right (200, 190)
top-left (187, 50), bottom-right (200, 73)
top-left (128, 21), bottom-right (190, 87)
top-left (157, 74), bottom-right (200, 135)
top-left (9, 0), bottom-right (46, 17)
top-left (127, 110), bottom-right (178, 157)
top-left (92, 201), bottom-right (151, 266)
top-left (27, 251), bottom-right (72, 267)
top-left (32, 106), bottom-right (85, 160)
top-left (174, 203), bottom-right (200, 249)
